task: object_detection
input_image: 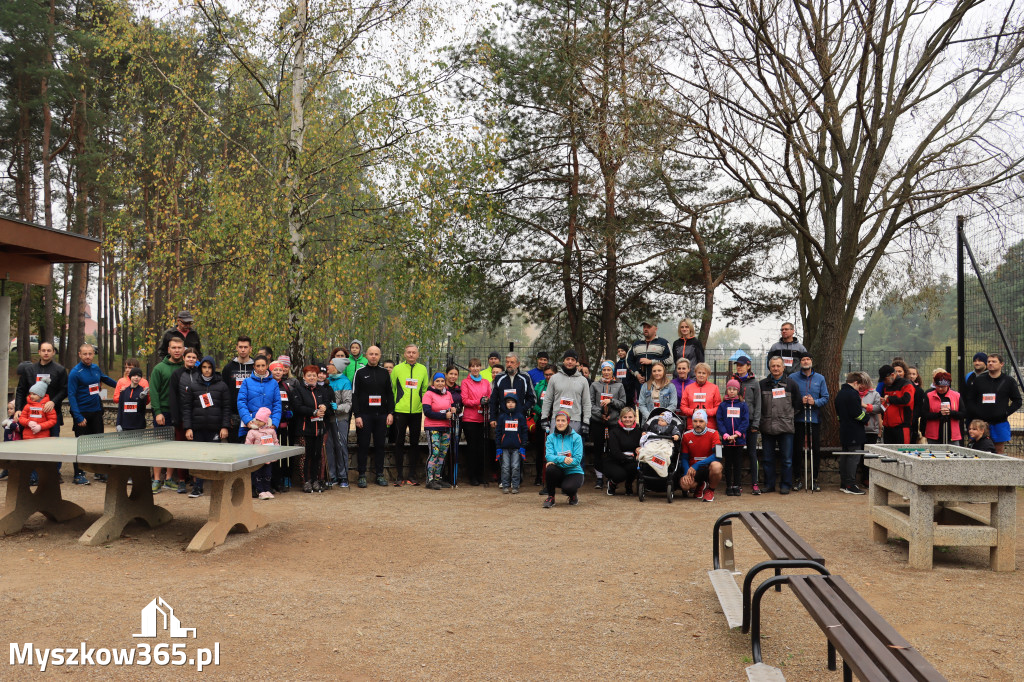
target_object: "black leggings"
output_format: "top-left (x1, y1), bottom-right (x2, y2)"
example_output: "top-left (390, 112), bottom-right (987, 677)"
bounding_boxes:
top-left (357, 413), bottom-right (388, 476)
top-left (602, 456), bottom-right (637, 486)
top-left (393, 412), bottom-right (422, 480)
top-left (462, 421), bottom-right (487, 481)
top-left (545, 464), bottom-right (584, 497)
top-left (303, 433), bottom-right (325, 484)
top-left (723, 445), bottom-right (744, 487)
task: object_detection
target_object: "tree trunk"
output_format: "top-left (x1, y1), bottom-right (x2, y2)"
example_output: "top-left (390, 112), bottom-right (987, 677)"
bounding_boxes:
top-left (285, 0), bottom-right (308, 366)
top-left (41, 0), bottom-right (56, 346)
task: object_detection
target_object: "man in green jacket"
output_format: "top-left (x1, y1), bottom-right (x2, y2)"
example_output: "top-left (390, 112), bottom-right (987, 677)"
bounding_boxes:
top-left (344, 338), bottom-right (368, 384)
top-left (149, 336), bottom-right (186, 492)
top-left (391, 344), bottom-right (429, 485)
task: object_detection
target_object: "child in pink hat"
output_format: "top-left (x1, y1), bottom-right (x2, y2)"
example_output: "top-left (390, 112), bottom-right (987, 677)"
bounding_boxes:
top-left (246, 407), bottom-right (279, 499)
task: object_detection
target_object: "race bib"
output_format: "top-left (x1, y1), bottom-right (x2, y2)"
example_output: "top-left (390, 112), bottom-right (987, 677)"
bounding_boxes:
top-left (616, 369), bottom-right (626, 379)
top-left (199, 393), bottom-right (213, 408)
top-left (405, 378), bottom-right (419, 390)
top-left (368, 395), bottom-right (382, 406)
top-left (235, 377), bottom-right (243, 388)
top-left (653, 400), bottom-right (660, 408)
top-left (123, 402), bottom-right (138, 413)
top-left (504, 389), bottom-right (516, 397)
top-left (693, 392), bottom-right (706, 402)
top-left (772, 387), bottom-right (786, 399)
top-left (782, 357), bottom-right (793, 367)
top-left (601, 393), bottom-right (613, 401)
top-left (280, 390), bottom-right (289, 402)
top-left (982, 393), bottom-right (996, 404)
top-left (36, 374), bottom-right (49, 383)
top-left (88, 383), bottom-right (100, 395)
top-left (259, 433), bottom-right (275, 445)
top-left (727, 407), bottom-right (740, 418)
top-left (651, 455), bottom-right (666, 467)
top-left (559, 398), bottom-right (574, 408)
top-left (505, 420), bottom-right (519, 431)
top-left (28, 406), bottom-right (43, 419)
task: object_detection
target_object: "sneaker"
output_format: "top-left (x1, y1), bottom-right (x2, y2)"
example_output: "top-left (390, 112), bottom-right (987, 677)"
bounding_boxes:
top-left (438, 480), bottom-right (452, 489)
top-left (426, 480), bottom-right (441, 490)
top-left (568, 493), bottom-right (579, 506)
top-left (694, 482), bottom-right (706, 499)
top-left (73, 473), bottom-right (90, 486)
top-left (177, 481), bottom-right (188, 494)
top-left (357, 476), bottom-right (368, 488)
top-left (511, 487), bottom-right (519, 494)
top-left (792, 481), bottom-right (803, 492)
top-left (780, 486), bottom-right (791, 495)
top-left (403, 479), bottom-right (419, 487)
top-left (501, 485), bottom-right (510, 494)
top-left (752, 484), bottom-right (761, 495)
top-left (313, 481), bottom-right (325, 493)
top-left (539, 489), bottom-right (548, 495)
top-left (735, 486), bottom-right (742, 497)
top-left (594, 477), bottom-right (603, 489)
top-left (163, 480), bottom-right (176, 490)
top-left (606, 481), bottom-right (616, 496)
top-left (283, 476), bottom-right (291, 489)
top-left (702, 488), bottom-right (715, 502)
top-left (725, 487), bottom-right (735, 497)
top-left (375, 476), bottom-right (388, 487)
top-left (29, 471), bottom-right (39, 486)
top-left (94, 473), bottom-right (108, 482)
top-left (339, 480), bottom-right (349, 488)
top-left (470, 478), bottom-right (481, 486)
top-left (151, 479), bottom-right (162, 494)
top-left (303, 482), bottom-right (313, 493)
top-left (188, 484), bottom-right (204, 498)
top-left (325, 480), bottom-right (334, 489)
top-left (812, 484), bottom-right (821, 492)
top-left (258, 491), bottom-right (274, 500)
top-left (542, 496), bottom-right (555, 508)
top-left (842, 484), bottom-right (866, 495)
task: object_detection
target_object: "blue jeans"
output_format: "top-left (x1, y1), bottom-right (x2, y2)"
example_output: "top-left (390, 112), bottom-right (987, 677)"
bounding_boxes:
top-left (500, 449), bottom-right (522, 489)
top-left (761, 432), bottom-right (794, 490)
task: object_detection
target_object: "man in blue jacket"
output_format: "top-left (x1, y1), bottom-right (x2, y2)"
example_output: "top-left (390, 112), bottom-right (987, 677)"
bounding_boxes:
top-left (792, 352), bottom-right (829, 491)
top-left (67, 343), bottom-right (118, 485)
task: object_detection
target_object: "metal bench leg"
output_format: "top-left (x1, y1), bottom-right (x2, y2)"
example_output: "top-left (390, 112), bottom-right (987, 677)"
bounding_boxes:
top-left (750, 575), bottom-right (792, 664)
top-left (828, 640), bottom-right (836, 671)
top-left (742, 559), bottom-right (830, 633)
top-left (712, 512), bottom-right (741, 569)
top-left (774, 566), bottom-right (781, 591)
top-left (843, 660), bottom-right (852, 682)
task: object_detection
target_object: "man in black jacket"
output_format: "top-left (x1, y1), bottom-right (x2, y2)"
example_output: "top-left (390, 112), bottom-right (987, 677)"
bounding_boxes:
top-left (14, 341), bottom-right (68, 438)
top-left (221, 336), bottom-right (255, 443)
top-left (835, 371), bottom-right (869, 495)
top-left (157, 310), bottom-right (202, 359)
top-left (964, 354), bottom-right (1022, 454)
top-left (352, 345), bottom-right (395, 488)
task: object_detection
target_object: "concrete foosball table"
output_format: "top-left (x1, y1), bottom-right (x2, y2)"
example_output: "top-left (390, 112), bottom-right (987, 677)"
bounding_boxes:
top-left (0, 428), bottom-right (301, 552)
top-left (865, 444), bottom-right (1024, 571)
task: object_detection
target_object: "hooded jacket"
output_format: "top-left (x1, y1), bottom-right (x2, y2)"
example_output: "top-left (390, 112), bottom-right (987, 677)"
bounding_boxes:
top-left (18, 393), bottom-right (58, 439)
top-left (672, 337), bottom-right (704, 378)
top-left (679, 380), bottom-right (722, 429)
top-left (494, 394), bottom-right (529, 449)
top-left (716, 396), bottom-right (750, 446)
top-left (422, 385), bottom-right (455, 429)
top-left (460, 373), bottom-right (492, 424)
top-left (835, 383), bottom-right (868, 448)
top-left (489, 370), bottom-right (536, 422)
top-left (168, 364), bottom-right (200, 427)
top-left (15, 359), bottom-right (68, 425)
top-left (732, 371), bottom-right (761, 431)
top-left (236, 372), bottom-right (282, 436)
top-left (541, 365), bottom-right (592, 424)
top-left (149, 355), bottom-right (184, 419)
top-left (881, 377), bottom-right (915, 430)
top-left (759, 373), bottom-right (802, 435)
top-left (328, 371), bottom-right (354, 418)
top-left (182, 370), bottom-right (232, 433)
top-left (343, 340), bottom-right (369, 384)
top-left (115, 384), bottom-right (150, 431)
top-left (590, 378), bottom-right (626, 424)
top-left (245, 422), bottom-right (280, 446)
top-left (766, 337), bottom-right (807, 375)
top-left (545, 427), bottom-right (584, 475)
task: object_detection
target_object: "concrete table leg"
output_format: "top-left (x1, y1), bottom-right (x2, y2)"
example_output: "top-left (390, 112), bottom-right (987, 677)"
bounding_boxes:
top-left (0, 462), bottom-right (84, 535)
top-left (908, 487), bottom-right (935, 570)
top-left (991, 486), bottom-right (1017, 572)
top-left (187, 467), bottom-right (267, 552)
top-left (79, 465), bottom-right (172, 546)
top-left (869, 478), bottom-right (889, 544)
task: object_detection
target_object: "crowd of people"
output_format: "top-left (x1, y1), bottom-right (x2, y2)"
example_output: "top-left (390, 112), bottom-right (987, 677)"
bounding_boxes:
top-left (2, 313), bottom-right (1021, 507)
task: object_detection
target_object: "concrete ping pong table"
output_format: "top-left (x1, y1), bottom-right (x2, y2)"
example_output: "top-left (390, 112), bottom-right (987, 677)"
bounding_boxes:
top-left (0, 428), bottom-right (302, 551)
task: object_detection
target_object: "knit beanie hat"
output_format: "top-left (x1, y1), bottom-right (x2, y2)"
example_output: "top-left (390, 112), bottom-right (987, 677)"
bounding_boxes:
top-left (332, 357), bottom-right (350, 373)
top-left (255, 407), bottom-right (272, 423)
top-left (29, 375), bottom-right (51, 398)
top-left (600, 360), bottom-right (614, 370)
top-left (693, 409), bottom-right (708, 422)
top-left (726, 379), bottom-right (741, 391)
top-left (276, 355), bottom-right (292, 368)
top-left (563, 348), bottom-right (579, 360)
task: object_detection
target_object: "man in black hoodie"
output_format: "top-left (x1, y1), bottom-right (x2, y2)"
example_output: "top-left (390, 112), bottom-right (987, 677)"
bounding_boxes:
top-left (221, 336), bottom-right (255, 443)
top-left (352, 345), bottom-right (395, 488)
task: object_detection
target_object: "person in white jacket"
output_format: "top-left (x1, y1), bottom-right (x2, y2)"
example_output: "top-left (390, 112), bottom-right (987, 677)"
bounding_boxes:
top-left (541, 349), bottom-right (592, 436)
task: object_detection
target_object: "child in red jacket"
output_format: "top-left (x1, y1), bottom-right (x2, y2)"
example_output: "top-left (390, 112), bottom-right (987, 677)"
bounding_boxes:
top-left (18, 377), bottom-right (58, 440)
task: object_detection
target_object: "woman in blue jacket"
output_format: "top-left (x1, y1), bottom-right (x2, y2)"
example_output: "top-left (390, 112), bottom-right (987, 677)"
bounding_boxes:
top-left (542, 410), bottom-right (584, 508)
top-left (236, 355), bottom-right (282, 438)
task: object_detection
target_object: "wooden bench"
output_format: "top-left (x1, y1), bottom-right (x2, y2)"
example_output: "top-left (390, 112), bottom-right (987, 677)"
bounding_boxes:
top-left (709, 511), bottom-right (827, 630)
top-left (749, 573), bottom-right (946, 681)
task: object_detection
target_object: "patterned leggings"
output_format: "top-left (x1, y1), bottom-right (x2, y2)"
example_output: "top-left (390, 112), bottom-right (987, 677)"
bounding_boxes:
top-left (426, 429), bottom-right (451, 482)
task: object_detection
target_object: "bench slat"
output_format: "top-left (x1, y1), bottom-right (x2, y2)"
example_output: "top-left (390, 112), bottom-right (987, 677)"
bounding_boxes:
top-left (791, 576), bottom-right (946, 682)
top-left (740, 511), bottom-right (824, 563)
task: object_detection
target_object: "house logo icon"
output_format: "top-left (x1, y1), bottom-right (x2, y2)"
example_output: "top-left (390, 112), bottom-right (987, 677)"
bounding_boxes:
top-left (133, 597), bottom-right (197, 639)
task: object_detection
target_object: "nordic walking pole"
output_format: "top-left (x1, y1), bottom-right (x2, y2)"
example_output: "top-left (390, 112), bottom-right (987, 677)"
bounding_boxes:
top-left (804, 404), bottom-right (811, 493)
top-left (452, 414), bottom-right (460, 489)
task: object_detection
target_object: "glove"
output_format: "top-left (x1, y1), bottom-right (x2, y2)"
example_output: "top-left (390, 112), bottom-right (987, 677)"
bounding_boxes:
top-left (331, 402), bottom-right (337, 410)
top-left (580, 423), bottom-right (589, 436)
top-left (1, 418), bottom-right (11, 429)
top-left (116, 425), bottom-right (123, 432)
top-left (480, 396), bottom-right (488, 406)
top-left (541, 419), bottom-right (550, 434)
top-left (29, 422), bottom-right (41, 434)
top-left (284, 410), bottom-right (294, 419)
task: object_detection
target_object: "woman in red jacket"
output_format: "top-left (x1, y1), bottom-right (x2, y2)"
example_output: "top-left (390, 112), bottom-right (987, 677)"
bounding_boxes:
top-left (679, 362), bottom-right (722, 430)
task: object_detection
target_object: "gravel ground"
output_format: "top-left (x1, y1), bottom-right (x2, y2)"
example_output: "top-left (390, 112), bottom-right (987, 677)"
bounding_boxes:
top-left (1, 474), bottom-right (1022, 681)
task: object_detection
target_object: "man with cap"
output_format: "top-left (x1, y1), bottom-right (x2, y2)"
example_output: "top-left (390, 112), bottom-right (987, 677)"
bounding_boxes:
top-left (626, 322), bottom-right (674, 388)
top-left (480, 352), bottom-right (502, 384)
top-left (791, 352), bottom-right (829, 491)
top-left (879, 364), bottom-right (915, 444)
top-left (966, 352), bottom-right (989, 386)
top-left (157, 310), bottom-right (202, 359)
top-left (528, 352), bottom-right (549, 386)
top-left (731, 353), bottom-right (762, 494)
top-left (541, 349), bottom-right (592, 437)
top-left (614, 342), bottom-right (637, 406)
top-left (391, 344), bottom-right (430, 485)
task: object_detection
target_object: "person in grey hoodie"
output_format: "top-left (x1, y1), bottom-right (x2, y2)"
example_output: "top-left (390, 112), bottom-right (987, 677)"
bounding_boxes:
top-left (766, 322), bottom-right (807, 376)
top-left (541, 349), bottom-right (592, 436)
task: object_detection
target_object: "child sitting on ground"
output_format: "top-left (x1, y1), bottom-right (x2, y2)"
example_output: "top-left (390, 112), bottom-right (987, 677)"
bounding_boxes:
top-left (18, 377), bottom-right (58, 440)
top-left (967, 419), bottom-right (996, 453)
top-left (246, 407), bottom-right (279, 500)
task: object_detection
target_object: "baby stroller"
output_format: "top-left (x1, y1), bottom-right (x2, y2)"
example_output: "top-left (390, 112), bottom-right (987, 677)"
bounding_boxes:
top-left (636, 408), bottom-right (683, 503)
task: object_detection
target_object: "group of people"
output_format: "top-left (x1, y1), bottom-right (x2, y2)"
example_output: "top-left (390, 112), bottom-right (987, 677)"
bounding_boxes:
top-left (3, 313), bottom-right (1021, 508)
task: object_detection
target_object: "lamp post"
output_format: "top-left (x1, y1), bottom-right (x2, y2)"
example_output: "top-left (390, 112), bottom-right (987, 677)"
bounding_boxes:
top-left (858, 329), bottom-right (865, 370)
